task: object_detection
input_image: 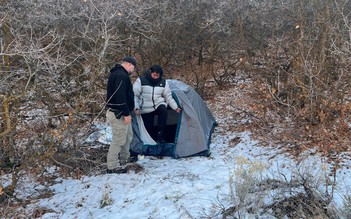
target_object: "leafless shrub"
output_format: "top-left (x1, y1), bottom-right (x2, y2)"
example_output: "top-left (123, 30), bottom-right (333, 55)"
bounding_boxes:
top-left (341, 194), bottom-right (351, 218)
top-left (1, 1), bottom-right (350, 216)
top-left (216, 156), bottom-right (342, 218)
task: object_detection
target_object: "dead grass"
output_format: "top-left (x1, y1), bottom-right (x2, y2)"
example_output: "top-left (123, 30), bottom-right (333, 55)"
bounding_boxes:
top-left (205, 72), bottom-right (351, 168)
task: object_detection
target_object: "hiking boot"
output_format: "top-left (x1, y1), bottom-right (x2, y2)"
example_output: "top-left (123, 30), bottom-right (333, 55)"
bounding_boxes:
top-left (120, 156), bottom-right (138, 166)
top-left (157, 131), bottom-right (166, 144)
top-left (106, 167), bottom-right (127, 174)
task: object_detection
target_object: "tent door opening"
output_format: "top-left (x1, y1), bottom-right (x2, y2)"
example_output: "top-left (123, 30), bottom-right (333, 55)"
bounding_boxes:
top-left (151, 107), bottom-right (180, 143)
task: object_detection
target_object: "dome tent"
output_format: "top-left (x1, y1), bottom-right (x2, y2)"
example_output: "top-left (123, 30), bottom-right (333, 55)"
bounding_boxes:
top-left (130, 80), bottom-right (217, 158)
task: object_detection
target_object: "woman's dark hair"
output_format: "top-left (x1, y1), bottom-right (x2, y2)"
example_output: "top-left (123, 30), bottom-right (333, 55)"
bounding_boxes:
top-left (149, 65), bottom-right (163, 76)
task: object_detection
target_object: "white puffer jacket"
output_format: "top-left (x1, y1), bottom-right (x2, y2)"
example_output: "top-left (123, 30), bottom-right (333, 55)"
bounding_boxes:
top-left (133, 76), bottom-right (178, 114)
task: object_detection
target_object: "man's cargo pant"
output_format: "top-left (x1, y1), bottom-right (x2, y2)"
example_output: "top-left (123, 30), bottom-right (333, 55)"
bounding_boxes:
top-left (106, 110), bottom-right (133, 170)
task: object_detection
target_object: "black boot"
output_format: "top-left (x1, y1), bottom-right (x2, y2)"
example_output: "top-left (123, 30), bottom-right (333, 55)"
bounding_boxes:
top-left (157, 131), bottom-right (166, 144)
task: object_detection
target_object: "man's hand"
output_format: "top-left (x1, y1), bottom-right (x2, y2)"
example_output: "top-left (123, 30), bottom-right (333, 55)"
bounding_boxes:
top-left (124, 115), bottom-right (132, 124)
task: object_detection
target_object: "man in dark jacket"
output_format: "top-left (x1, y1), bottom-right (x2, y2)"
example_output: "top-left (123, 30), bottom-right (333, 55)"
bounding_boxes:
top-left (106, 56), bottom-right (136, 174)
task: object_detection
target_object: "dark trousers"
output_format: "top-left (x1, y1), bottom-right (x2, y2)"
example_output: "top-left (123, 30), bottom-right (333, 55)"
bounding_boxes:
top-left (141, 105), bottom-right (167, 140)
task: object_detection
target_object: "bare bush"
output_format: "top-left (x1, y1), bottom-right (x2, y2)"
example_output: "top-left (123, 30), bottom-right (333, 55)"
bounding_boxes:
top-left (0, 1), bottom-right (350, 215)
top-left (219, 156), bottom-right (341, 218)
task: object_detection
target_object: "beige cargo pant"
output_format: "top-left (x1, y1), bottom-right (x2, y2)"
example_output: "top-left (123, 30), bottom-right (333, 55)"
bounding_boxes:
top-left (106, 110), bottom-right (133, 170)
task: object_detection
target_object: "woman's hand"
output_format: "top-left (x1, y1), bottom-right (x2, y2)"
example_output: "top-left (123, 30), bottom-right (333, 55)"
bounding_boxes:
top-left (134, 109), bottom-right (141, 115)
top-left (176, 108), bottom-right (182, 113)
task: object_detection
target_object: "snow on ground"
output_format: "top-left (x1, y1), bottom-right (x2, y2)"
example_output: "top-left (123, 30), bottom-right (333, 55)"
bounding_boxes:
top-left (2, 84), bottom-right (351, 219)
top-left (19, 126), bottom-right (350, 219)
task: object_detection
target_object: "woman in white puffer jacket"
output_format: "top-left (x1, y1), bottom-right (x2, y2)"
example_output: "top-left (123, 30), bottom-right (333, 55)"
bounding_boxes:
top-left (133, 65), bottom-right (181, 143)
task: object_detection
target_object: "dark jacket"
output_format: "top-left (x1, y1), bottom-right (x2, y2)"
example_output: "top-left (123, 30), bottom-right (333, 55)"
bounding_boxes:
top-left (106, 64), bottom-right (135, 117)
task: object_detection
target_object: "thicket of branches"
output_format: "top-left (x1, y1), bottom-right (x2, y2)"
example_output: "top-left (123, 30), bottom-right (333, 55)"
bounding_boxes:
top-left (0, 0), bottom-right (350, 202)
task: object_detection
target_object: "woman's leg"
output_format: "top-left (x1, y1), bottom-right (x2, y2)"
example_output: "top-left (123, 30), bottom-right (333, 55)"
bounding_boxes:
top-left (155, 105), bottom-right (168, 143)
top-left (141, 112), bottom-right (156, 140)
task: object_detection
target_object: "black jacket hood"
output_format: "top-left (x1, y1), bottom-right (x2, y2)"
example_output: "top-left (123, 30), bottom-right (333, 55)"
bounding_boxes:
top-left (110, 64), bottom-right (127, 75)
